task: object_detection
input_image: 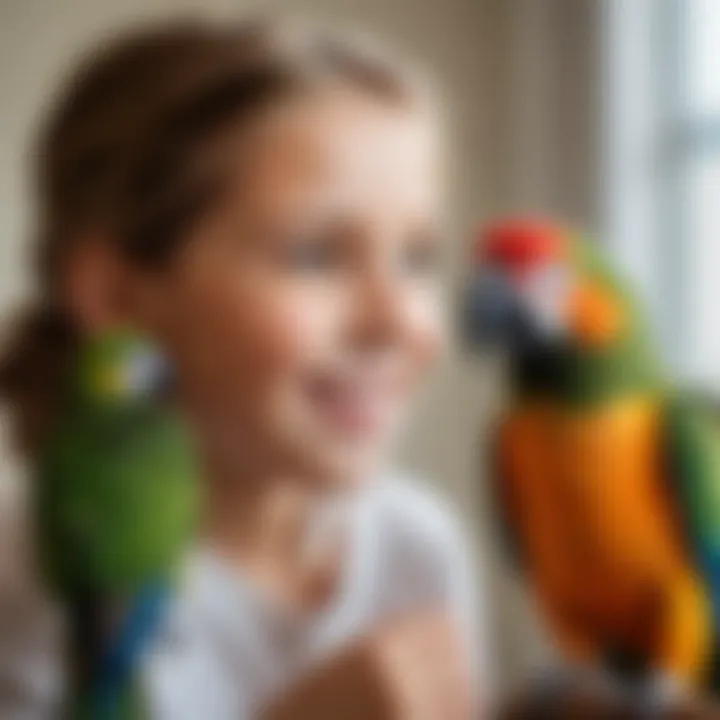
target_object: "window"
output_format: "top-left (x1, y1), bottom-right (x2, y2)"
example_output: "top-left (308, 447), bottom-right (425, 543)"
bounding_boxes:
top-left (675, 0), bottom-right (720, 388)
top-left (605, 0), bottom-right (720, 390)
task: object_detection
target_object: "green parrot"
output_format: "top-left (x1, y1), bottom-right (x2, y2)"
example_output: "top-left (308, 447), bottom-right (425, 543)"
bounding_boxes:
top-left (463, 219), bottom-right (720, 706)
top-left (36, 330), bottom-right (199, 719)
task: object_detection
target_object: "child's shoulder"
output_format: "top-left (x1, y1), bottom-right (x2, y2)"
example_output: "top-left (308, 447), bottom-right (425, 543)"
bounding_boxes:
top-left (371, 473), bottom-right (466, 543)
top-left (365, 473), bottom-right (472, 591)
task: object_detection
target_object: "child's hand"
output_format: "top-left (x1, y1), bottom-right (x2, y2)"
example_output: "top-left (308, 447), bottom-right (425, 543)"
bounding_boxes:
top-left (262, 610), bottom-right (473, 720)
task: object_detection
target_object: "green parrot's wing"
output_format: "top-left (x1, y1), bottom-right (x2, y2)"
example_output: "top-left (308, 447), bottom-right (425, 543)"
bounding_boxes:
top-left (663, 394), bottom-right (720, 598)
top-left (35, 331), bottom-right (199, 718)
top-left (37, 403), bottom-right (198, 596)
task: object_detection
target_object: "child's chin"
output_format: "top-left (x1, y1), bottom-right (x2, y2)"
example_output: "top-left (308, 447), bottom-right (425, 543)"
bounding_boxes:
top-left (302, 444), bottom-right (387, 492)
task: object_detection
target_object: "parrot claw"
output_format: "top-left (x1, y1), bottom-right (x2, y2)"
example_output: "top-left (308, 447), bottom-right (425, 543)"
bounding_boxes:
top-left (525, 661), bottom-right (621, 714)
top-left (631, 672), bottom-right (691, 719)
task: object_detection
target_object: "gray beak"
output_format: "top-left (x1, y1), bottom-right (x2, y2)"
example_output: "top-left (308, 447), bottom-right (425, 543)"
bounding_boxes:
top-left (461, 271), bottom-right (537, 352)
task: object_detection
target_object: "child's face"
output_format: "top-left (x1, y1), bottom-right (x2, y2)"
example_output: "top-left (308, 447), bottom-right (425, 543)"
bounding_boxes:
top-left (132, 91), bottom-right (444, 487)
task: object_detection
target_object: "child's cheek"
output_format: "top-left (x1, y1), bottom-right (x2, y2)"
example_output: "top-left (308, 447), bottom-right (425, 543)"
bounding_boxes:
top-left (228, 285), bottom-right (340, 373)
top-left (401, 287), bottom-right (446, 380)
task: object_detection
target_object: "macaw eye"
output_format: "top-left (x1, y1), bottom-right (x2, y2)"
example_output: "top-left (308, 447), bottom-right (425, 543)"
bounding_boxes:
top-left (519, 263), bottom-right (570, 303)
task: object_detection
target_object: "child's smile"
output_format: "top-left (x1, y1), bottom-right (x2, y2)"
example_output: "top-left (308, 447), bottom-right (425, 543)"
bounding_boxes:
top-left (129, 90), bottom-right (445, 486)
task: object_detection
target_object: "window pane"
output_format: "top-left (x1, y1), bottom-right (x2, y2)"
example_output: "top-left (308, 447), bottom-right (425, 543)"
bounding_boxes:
top-left (686, 0), bottom-right (720, 116)
top-left (683, 150), bottom-right (720, 388)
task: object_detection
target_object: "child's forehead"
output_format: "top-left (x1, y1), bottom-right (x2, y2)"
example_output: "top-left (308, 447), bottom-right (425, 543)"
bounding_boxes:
top-left (240, 87), bottom-right (441, 159)
top-left (220, 91), bottom-right (444, 213)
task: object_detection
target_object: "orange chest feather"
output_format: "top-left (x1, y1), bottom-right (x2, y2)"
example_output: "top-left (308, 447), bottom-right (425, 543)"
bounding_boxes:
top-left (499, 398), bottom-right (686, 582)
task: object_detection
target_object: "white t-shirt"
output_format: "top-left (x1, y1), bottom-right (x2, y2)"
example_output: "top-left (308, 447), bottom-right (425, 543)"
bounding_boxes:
top-left (2, 477), bottom-right (483, 719)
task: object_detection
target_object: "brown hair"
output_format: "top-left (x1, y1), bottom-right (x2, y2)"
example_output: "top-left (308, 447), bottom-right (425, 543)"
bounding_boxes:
top-left (0, 16), bottom-right (419, 457)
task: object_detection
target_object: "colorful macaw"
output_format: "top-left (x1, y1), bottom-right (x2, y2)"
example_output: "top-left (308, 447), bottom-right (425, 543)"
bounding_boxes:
top-left (35, 330), bottom-right (199, 718)
top-left (464, 219), bottom-right (720, 702)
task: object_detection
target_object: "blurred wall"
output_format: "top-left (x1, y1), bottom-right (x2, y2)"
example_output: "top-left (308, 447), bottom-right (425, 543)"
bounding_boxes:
top-left (474, 0), bottom-right (606, 688)
top-left (0, 0), bottom-right (606, 692)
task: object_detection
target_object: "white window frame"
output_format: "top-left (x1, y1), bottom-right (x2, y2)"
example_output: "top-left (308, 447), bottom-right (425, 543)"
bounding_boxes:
top-left (604, 0), bottom-right (720, 390)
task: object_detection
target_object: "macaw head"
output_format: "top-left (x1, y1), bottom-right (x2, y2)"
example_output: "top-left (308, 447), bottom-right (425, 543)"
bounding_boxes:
top-left (75, 329), bottom-right (173, 407)
top-left (463, 219), bottom-right (630, 357)
top-left (40, 329), bottom-right (196, 596)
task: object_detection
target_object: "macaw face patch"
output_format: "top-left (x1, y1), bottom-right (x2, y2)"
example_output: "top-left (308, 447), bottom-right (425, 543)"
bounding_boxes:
top-left (83, 333), bottom-right (172, 404)
top-left (516, 262), bottom-right (575, 341)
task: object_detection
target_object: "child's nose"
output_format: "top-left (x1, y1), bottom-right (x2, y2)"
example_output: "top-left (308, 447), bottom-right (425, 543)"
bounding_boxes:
top-left (350, 270), bottom-right (411, 350)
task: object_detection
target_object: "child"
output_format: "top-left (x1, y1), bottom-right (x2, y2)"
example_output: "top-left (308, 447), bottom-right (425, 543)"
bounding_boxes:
top-left (0, 17), bottom-right (482, 719)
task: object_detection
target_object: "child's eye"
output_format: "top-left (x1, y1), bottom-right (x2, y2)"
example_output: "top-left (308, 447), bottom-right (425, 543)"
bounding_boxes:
top-left (400, 234), bottom-right (441, 276)
top-left (280, 238), bottom-right (343, 271)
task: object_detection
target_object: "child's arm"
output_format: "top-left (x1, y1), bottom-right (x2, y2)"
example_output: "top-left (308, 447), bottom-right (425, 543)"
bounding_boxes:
top-left (261, 610), bottom-right (471, 720)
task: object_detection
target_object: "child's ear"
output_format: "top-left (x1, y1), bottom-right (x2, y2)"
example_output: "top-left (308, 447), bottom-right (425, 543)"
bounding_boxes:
top-left (62, 236), bottom-right (132, 334)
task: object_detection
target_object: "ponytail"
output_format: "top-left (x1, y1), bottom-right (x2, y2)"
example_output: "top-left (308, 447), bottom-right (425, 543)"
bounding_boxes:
top-left (0, 305), bottom-right (78, 457)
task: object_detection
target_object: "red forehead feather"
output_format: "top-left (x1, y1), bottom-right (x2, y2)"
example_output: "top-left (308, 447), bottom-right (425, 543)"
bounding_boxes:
top-left (476, 220), bottom-right (566, 272)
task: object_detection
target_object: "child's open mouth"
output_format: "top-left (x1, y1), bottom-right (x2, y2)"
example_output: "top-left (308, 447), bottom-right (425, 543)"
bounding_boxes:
top-left (305, 369), bottom-right (403, 439)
